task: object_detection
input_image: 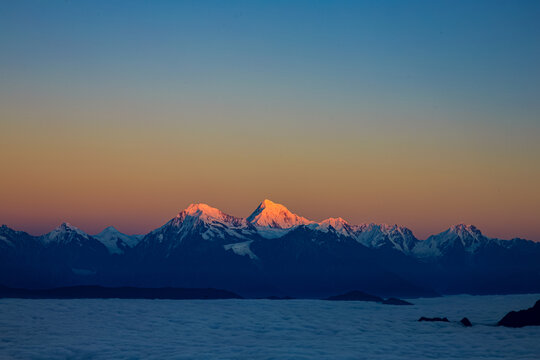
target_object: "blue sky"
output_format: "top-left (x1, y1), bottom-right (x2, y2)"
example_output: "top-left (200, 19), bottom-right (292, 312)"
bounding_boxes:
top-left (2, 0), bottom-right (539, 125)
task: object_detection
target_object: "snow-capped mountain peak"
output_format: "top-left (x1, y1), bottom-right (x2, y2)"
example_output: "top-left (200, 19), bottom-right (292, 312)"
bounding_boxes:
top-left (182, 203), bottom-right (225, 219)
top-left (352, 223), bottom-right (419, 253)
top-left (440, 223), bottom-right (486, 247)
top-left (413, 223), bottom-right (488, 258)
top-left (316, 217), bottom-right (355, 236)
top-left (449, 223), bottom-right (483, 238)
top-left (53, 222), bottom-right (87, 237)
top-left (173, 203), bottom-right (245, 228)
top-left (142, 203), bottom-right (249, 248)
top-left (247, 199), bottom-right (313, 229)
top-left (0, 225), bottom-right (21, 247)
top-left (43, 222), bottom-right (89, 244)
top-left (0, 224), bottom-right (17, 237)
top-left (101, 225), bottom-right (118, 232)
top-left (94, 226), bottom-right (142, 254)
top-left (320, 217), bottom-right (349, 228)
top-left (57, 222), bottom-right (82, 232)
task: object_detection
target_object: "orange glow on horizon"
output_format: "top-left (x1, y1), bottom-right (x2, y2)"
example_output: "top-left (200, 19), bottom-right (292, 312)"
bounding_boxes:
top-left (1, 116), bottom-right (539, 241)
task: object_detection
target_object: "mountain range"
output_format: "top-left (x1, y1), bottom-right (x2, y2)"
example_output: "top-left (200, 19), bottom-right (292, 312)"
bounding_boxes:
top-left (1, 199), bottom-right (539, 298)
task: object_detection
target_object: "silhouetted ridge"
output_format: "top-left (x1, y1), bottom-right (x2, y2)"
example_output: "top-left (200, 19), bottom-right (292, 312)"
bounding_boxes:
top-left (326, 290), bottom-right (383, 302)
top-left (325, 291), bottom-right (413, 305)
top-left (0, 285), bottom-right (242, 300)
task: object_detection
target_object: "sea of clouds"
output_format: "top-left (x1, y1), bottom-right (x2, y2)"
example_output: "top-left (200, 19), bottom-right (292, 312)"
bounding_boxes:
top-left (1, 294), bottom-right (539, 359)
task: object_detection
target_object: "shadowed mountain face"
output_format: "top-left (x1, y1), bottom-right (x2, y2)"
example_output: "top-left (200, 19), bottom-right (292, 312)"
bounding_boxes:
top-left (1, 200), bottom-right (540, 298)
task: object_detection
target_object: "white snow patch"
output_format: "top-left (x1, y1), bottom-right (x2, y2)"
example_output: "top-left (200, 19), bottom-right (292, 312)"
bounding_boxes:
top-left (224, 240), bottom-right (258, 259)
top-left (0, 235), bottom-right (14, 246)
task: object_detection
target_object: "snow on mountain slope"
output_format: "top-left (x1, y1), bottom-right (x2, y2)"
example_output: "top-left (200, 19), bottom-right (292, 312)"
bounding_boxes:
top-left (0, 225), bottom-right (17, 248)
top-left (9, 202), bottom-right (526, 261)
top-left (33, 223), bottom-right (110, 275)
top-left (0, 225), bottom-right (36, 249)
top-left (313, 217), bottom-right (356, 237)
top-left (413, 224), bottom-right (489, 258)
top-left (147, 200), bottom-right (423, 250)
top-left (224, 240), bottom-right (258, 260)
top-left (352, 223), bottom-right (419, 254)
top-left (93, 226), bottom-right (143, 255)
top-left (42, 223), bottom-right (90, 244)
top-left (172, 203), bottom-right (246, 228)
top-left (144, 203), bottom-right (251, 246)
top-left (245, 200), bottom-right (420, 251)
top-left (247, 199), bottom-right (313, 230)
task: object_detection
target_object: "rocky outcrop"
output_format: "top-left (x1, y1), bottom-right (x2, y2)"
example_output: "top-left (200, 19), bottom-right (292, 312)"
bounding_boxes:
top-left (382, 297), bottom-right (413, 305)
top-left (498, 300), bottom-right (540, 328)
top-left (418, 317), bottom-right (449, 322)
top-left (326, 291), bottom-right (413, 305)
top-left (326, 290), bottom-right (383, 302)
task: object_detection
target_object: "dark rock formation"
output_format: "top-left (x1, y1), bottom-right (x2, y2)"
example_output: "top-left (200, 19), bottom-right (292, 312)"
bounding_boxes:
top-left (418, 316), bottom-right (450, 322)
top-left (498, 300), bottom-right (540, 328)
top-left (325, 290), bottom-right (414, 305)
top-left (326, 290), bottom-right (383, 302)
top-left (382, 297), bottom-right (413, 305)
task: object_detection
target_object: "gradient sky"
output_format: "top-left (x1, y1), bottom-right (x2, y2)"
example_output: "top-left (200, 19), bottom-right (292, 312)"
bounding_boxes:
top-left (1, 0), bottom-right (539, 240)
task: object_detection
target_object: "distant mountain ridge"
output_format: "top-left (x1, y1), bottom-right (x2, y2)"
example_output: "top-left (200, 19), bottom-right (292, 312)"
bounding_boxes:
top-left (93, 226), bottom-right (143, 255)
top-left (1, 199), bottom-right (539, 297)
top-left (0, 285), bottom-right (241, 300)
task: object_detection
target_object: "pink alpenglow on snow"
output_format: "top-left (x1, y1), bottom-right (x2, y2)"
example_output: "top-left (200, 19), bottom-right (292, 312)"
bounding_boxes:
top-left (246, 199), bottom-right (314, 229)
